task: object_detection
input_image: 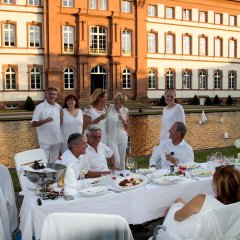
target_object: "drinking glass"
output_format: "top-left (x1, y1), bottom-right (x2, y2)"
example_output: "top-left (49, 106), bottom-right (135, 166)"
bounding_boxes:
top-left (228, 156), bottom-right (235, 165)
top-left (215, 152), bottom-right (222, 163)
top-left (126, 157), bottom-right (135, 173)
top-left (79, 160), bottom-right (89, 188)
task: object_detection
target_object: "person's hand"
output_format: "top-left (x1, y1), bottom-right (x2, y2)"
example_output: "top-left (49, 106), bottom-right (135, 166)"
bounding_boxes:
top-left (166, 154), bottom-right (177, 165)
top-left (99, 113), bottom-right (107, 121)
top-left (44, 117), bottom-right (53, 123)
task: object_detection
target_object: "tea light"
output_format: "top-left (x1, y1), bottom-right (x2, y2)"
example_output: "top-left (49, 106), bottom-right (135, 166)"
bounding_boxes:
top-left (224, 132), bottom-right (229, 139)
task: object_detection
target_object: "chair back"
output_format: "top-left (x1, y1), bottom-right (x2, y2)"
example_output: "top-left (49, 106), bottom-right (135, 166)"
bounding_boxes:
top-left (14, 148), bottom-right (47, 193)
top-left (195, 202), bottom-right (240, 240)
top-left (41, 213), bottom-right (134, 240)
top-left (0, 165), bottom-right (17, 232)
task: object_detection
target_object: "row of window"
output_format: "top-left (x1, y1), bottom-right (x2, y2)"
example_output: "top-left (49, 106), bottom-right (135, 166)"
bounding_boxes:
top-left (148, 32), bottom-right (237, 58)
top-left (148, 5), bottom-right (238, 27)
top-left (2, 0), bottom-right (40, 5)
top-left (148, 69), bottom-right (237, 90)
top-left (3, 66), bottom-right (238, 91)
top-left (2, 23), bottom-right (41, 48)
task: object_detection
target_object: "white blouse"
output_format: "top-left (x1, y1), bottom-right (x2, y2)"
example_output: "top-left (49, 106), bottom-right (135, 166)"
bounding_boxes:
top-left (83, 106), bottom-right (107, 145)
top-left (61, 108), bottom-right (83, 144)
top-left (107, 104), bottom-right (129, 141)
top-left (160, 104), bottom-right (185, 142)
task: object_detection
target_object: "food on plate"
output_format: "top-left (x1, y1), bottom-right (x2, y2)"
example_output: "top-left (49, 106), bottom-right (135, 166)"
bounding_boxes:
top-left (119, 177), bottom-right (143, 187)
top-left (32, 161), bottom-right (45, 170)
top-left (196, 170), bottom-right (213, 176)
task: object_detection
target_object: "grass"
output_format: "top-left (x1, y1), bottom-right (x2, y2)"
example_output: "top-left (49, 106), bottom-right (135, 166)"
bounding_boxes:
top-left (9, 146), bottom-right (239, 192)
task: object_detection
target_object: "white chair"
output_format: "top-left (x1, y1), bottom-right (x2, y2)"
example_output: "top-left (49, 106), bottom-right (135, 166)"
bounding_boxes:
top-left (14, 148), bottom-right (47, 194)
top-left (41, 213), bottom-right (134, 240)
top-left (0, 188), bottom-right (11, 240)
top-left (152, 202), bottom-right (240, 240)
top-left (0, 165), bottom-right (18, 232)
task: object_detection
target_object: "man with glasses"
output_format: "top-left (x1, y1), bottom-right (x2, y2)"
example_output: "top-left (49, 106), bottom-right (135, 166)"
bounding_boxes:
top-left (32, 87), bottom-right (63, 163)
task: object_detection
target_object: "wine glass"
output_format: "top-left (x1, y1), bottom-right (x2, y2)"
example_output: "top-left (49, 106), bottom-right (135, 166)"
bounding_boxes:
top-left (126, 157), bottom-right (135, 174)
top-left (79, 160), bottom-right (89, 188)
top-left (215, 152), bottom-right (222, 163)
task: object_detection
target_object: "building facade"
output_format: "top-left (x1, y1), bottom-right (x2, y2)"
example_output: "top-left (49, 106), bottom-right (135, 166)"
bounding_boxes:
top-left (0, 0), bottom-right (239, 107)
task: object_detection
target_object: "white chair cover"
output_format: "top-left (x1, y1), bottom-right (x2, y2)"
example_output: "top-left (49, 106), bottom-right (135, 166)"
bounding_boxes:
top-left (14, 148), bottom-right (47, 193)
top-left (0, 165), bottom-right (18, 232)
top-left (0, 217), bottom-right (6, 240)
top-left (41, 213), bottom-right (134, 240)
top-left (0, 188), bottom-right (11, 240)
top-left (195, 202), bottom-right (240, 240)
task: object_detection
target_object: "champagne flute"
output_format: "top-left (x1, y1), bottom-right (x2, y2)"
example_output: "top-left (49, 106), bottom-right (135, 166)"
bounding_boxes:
top-left (126, 157), bottom-right (134, 174)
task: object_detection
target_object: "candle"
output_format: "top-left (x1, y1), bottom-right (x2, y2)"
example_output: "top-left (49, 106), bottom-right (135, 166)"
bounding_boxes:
top-left (224, 132), bottom-right (229, 139)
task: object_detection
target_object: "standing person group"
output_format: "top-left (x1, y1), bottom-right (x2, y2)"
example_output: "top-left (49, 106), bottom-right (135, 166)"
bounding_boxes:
top-left (32, 87), bottom-right (129, 170)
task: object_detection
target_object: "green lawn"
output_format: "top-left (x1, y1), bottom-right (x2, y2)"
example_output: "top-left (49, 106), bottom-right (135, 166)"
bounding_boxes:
top-left (10, 146), bottom-right (239, 192)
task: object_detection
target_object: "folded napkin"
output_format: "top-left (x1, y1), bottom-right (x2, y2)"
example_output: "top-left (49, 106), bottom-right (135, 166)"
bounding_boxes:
top-left (64, 164), bottom-right (78, 196)
top-left (23, 166), bottom-right (56, 173)
top-left (146, 168), bottom-right (169, 181)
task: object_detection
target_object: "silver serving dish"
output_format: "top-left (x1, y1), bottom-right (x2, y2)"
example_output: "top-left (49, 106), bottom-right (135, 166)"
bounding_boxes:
top-left (24, 163), bottom-right (66, 187)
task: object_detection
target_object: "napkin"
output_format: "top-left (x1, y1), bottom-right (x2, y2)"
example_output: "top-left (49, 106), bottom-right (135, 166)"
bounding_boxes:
top-left (64, 164), bottom-right (78, 196)
top-left (146, 168), bottom-right (169, 181)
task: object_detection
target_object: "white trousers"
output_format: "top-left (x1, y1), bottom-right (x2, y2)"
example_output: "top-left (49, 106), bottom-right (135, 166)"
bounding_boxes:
top-left (40, 143), bottom-right (61, 163)
top-left (108, 130), bottom-right (128, 170)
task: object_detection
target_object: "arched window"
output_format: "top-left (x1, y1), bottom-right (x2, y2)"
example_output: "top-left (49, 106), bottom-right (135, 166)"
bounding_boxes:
top-left (183, 71), bottom-right (191, 89)
top-left (5, 67), bottom-right (16, 90)
top-left (165, 70), bottom-right (174, 89)
top-left (30, 67), bottom-right (41, 89)
top-left (228, 71), bottom-right (236, 90)
top-left (122, 69), bottom-right (132, 89)
top-left (148, 70), bottom-right (156, 89)
top-left (199, 70), bottom-right (207, 89)
top-left (90, 26), bottom-right (107, 54)
top-left (64, 68), bottom-right (74, 89)
top-left (214, 71), bottom-right (222, 89)
top-left (63, 26), bottom-right (74, 53)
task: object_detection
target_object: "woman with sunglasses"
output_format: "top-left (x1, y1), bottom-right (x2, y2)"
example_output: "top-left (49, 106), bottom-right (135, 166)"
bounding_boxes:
top-left (107, 93), bottom-right (129, 170)
top-left (61, 95), bottom-right (83, 153)
top-left (160, 88), bottom-right (185, 142)
top-left (83, 89), bottom-right (108, 145)
top-left (153, 165), bottom-right (240, 239)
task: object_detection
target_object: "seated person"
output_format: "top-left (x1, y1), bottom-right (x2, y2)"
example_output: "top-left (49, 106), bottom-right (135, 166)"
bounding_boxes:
top-left (85, 124), bottom-right (116, 178)
top-left (152, 165), bottom-right (240, 239)
top-left (149, 122), bottom-right (194, 168)
top-left (56, 133), bottom-right (88, 180)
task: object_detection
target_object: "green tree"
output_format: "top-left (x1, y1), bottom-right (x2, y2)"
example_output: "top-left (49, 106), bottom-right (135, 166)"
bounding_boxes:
top-left (24, 96), bottom-right (35, 111)
top-left (191, 95), bottom-right (200, 105)
top-left (213, 95), bottom-right (220, 105)
top-left (226, 95), bottom-right (233, 106)
top-left (205, 96), bottom-right (212, 106)
top-left (159, 95), bottom-right (166, 106)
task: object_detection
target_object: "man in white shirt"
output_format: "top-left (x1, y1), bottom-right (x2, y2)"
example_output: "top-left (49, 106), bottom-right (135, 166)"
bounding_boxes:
top-left (56, 133), bottom-right (88, 180)
top-left (149, 122), bottom-right (194, 169)
top-left (32, 87), bottom-right (63, 163)
top-left (85, 124), bottom-right (116, 178)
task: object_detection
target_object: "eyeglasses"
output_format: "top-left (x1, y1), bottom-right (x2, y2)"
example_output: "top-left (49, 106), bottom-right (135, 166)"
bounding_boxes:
top-left (99, 90), bottom-right (105, 97)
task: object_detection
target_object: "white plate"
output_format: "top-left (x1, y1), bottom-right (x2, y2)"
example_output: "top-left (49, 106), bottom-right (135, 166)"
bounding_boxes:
top-left (115, 174), bottom-right (147, 191)
top-left (181, 162), bottom-right (200, 169)
top-left (79, 186), bottom-right (108, 196)
top-left (194, 169), bottom-right (213, 177)
top-left (153, 176), bottom-right (181, 185)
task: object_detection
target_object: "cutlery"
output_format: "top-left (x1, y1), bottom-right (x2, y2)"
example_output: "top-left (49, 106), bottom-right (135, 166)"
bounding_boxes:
top-left (108, 188), bottom-right (121, 193)
top-left (21, 159), bottom-right (43, 166)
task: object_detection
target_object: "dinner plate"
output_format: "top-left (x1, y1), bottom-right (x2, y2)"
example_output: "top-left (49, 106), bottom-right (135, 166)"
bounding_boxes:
top-left (115, 174), bottom-right (147, 191)
top-left (78, 186), bottom-right (108, 196)
top-left (153, 176), bottom-right (182, 185)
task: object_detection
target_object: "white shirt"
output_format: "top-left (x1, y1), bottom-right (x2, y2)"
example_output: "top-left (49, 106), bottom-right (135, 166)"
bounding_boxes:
top-left (149, 139), bottom-right (194, 168)
top-left (32, 100), bottom-right (63, 144)
top-left (160, 104), bottom-right (185, 142)
top-left (61, 108), bottom-right (83, 144)
top-left (86, 143), bottom-right (113, 172)
top-left (107, 104), bottom-right (128, 142)
top-left (56, 149), bottom-right (89, 180)
top-left (83, 106), bottom-right (107, 145)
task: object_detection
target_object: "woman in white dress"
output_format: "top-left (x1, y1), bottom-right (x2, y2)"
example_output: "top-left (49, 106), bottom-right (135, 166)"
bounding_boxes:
top-left (61, 95), bottom-right (83, 153)
top-left (160, 89), bottom-right (185, 142)
top-left (153, 165), bottom-right (240, 239)
top-left (83, 89), bottom-right (108, 145)
top-left (107, 93), bottom-right (129, 170)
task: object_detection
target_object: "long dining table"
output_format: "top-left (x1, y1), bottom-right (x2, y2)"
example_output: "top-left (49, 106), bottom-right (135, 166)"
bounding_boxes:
top-left (19, 166), bottom-right (214, 240)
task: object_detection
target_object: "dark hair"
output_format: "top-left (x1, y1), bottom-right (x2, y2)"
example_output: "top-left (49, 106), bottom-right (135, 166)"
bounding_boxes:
top-left (213, 165), bottom-right (240, 205)
top-left (67, 133), bottom-right (84, 150)
top-left (63, 95), bottom-right (79, 108)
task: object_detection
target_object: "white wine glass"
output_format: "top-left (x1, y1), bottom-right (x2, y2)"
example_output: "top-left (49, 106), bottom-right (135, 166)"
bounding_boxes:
top-left (126, 157), bottom-right (134, 174)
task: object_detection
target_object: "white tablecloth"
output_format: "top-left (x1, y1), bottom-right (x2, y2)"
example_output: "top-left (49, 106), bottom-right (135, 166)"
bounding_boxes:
top-left (20, 171), bottom-right (214, 240)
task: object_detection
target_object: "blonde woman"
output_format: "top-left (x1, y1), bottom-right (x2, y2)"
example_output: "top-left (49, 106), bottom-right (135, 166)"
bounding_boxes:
top-left (160, 88), bottom-right (185, 142)
top-left (107, 93), bottom-right (129, 170)
top-left (83, 89), bottom-right (108, 145)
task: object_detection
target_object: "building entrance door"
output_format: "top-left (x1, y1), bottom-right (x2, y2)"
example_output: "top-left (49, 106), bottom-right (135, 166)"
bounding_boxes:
top-left (90, 66), bottom-right (107, 94)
